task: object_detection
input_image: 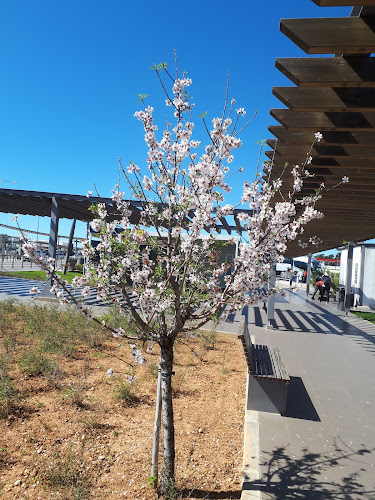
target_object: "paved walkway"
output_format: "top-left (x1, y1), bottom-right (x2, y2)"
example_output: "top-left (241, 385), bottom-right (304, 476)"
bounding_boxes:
top-left (0, 275), bottom-right (131, 314)
top-left (241, 287), bottom-right (375, 500)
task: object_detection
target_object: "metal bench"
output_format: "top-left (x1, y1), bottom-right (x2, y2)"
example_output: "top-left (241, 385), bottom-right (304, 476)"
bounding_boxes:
top-left (238, 316), bottom-right (290, 414)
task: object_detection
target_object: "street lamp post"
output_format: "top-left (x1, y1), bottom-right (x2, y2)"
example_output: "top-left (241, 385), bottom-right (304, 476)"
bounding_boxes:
top-left (0, 180), bottom-right (18, 189)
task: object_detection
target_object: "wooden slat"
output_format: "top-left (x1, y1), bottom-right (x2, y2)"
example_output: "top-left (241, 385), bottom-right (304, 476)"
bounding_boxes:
top-left (268, 347), bottom-right (280, 379)
top-left (271, 108), bottom-right (375, 131)
top-left (269, 126), bottom-right (375, 146)
top-left (280, 18), bottom-right (375, 54)
top-left (275, 57), bottom-right (375, 87)
top-left (218, 216), bottom-right (231, 235)
top-left (312, 0), bottom-right (375, 5)
top-left (272, 172), bottom-right (375, 184)
top-left (271, 347), bottom-right (290, 381)
top-left (266, 141), bottom-right (375, 159)
top-left (273, 87), bottom-right (375, 112)
top-left (233, 213), bottom-right (242, 233)
top-left (268, 152), bottom-right (375, 169)
top-left (254, 345), bottom-right (262, 376)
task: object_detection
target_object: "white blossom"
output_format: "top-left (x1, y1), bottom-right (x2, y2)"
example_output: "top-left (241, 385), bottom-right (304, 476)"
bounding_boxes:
top-left (315, 132), bottom-right (323, 142)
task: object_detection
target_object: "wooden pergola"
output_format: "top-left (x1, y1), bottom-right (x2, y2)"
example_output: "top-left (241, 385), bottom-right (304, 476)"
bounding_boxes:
top-left (267, 1), bottom-right (375, 256)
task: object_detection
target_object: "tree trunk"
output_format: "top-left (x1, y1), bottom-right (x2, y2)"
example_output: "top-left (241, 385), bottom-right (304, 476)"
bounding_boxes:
top-left (151, 356), bottom-right (162, 489)
top-left (159, 336), bottom-right (175, 497)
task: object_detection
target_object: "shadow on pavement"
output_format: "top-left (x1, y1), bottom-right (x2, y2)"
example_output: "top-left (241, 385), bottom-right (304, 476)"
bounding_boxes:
top-left (243, 440), bottom-right (375, 499)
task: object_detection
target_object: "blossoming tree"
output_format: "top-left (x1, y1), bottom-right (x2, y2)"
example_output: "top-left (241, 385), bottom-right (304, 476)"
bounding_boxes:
top-left (21, 61), bottom-right (346, 496)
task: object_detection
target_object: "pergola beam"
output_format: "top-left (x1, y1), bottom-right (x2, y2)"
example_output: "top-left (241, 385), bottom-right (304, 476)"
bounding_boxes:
top-left (269, 127), bottom-right (375, 146)
top-left (280, 17), bottom-right (375, 54)
top-left (273, 86), bottom-right (375, 112)
top-left (271, 108), bottom-right (375, 131)
top-left (275, 57), bottom-right (375, 88)
top-left (312, 0), bottom-right (375, 5)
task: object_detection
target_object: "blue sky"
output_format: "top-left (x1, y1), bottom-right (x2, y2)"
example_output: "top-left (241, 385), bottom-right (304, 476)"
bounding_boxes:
top-left (0, 0), bottom-right (351, 242)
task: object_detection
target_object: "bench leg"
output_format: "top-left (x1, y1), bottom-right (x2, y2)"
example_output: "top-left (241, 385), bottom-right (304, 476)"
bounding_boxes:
top-left (247, 375), bottom-right (289, 415)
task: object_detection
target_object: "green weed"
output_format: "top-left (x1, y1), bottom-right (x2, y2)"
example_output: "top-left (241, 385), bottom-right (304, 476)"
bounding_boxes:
top-left (199, 330), bottom-right (217, 352)
top-left (62, 381), bottom-right (86, 407)
top-left (39, 442), bottom-right (91, 499)
top-left (172, 369), bottom-right (187, 397)
top-left (0, 356), bottom-right (18, 418)
top-left (114, 378), bottom-right (135, 403)
top-left (18, 348), bottom-right (57, 377)
top-left (148, 361), bottom-right (159, 381)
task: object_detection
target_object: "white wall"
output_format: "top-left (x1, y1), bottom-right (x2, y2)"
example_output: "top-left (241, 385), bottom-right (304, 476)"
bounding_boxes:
top-left (339, 245), bottom-right (375, 309)
top-left (362, 248), bottom-right (375, 309)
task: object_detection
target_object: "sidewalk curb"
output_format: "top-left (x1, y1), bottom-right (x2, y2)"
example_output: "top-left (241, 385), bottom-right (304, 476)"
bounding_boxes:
top-left (241, 375), bottom-right (261, 499)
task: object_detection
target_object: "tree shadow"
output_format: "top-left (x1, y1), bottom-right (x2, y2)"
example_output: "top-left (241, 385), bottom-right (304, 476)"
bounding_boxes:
top-left (243, 439), bottom-right (375, 499)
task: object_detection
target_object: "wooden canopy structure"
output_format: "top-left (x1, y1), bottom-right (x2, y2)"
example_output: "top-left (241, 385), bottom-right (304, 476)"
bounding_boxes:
top-left (0, 187), bottom-right (249, 235)
top-left (267, 1), bottom-right (375, 256)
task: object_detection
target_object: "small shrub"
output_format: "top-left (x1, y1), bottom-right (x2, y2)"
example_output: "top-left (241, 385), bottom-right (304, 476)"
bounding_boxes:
top-left (0, 354), bottom-right (18, 418)
top-left (148, 361), bottom-right (159, 381)
top-left (0, 375), bottom-right (18, 419)
top-left (40, 443), bottom-right (91, 499)
top-left (0, 298), bottom-right (18, 317)
top-left (199, 330), bottom-right (217, 351)
top-left (21, 303), bottom-right (106, 354)
top-left (18, 348), bottom-right (57, 377)
top-left (80, 414), bottom-right (103, 434)
top-left (114, 377), bottom-right (135, 403)
top-left (172, 369), bottom-right (187, 397)
top-left (62, 381), bottom-right (86, 407)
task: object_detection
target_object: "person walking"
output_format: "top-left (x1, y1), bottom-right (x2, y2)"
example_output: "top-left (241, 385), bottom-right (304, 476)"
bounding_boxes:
top-left (319, 272), bottom-right (332, 302)
top-left (290, 270), bottom-right (299, 290)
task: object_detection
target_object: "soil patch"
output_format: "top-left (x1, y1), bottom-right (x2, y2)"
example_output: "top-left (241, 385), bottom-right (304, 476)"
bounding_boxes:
top-left (0, 303), bottom-right (246, 499)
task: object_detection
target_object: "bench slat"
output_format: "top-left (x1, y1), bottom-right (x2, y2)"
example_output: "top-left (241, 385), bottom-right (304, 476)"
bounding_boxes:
top-left (269, 346), bottom-right (283, 380)
top-left (238, 317), bottom-right (289, 382)
top-left (270, 346), bottom-right (290, 382)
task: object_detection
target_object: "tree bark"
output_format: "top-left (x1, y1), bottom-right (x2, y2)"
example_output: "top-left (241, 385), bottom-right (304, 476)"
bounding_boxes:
top-left (159, 336), bottom-right (175, 496)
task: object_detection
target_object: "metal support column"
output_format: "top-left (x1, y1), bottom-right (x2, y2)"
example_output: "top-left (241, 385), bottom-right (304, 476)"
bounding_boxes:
top-left (267, 267), bottom-right (276, 328)
top-left (344, 242), bottom-right (354, 317)
top-left (306, 253), bottom-right (312, 297)
top-left (63, 218), bottom-right (76, 275)
top-left (41, 197), bottom-right (59, 297)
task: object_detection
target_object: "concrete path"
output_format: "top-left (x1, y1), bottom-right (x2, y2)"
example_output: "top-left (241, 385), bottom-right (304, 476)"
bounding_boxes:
top-left (241, 287), bottom-right (375, 500)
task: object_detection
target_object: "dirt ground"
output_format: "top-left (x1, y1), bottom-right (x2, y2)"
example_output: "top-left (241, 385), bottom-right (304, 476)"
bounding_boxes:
top-left (0, 314), bottom-right (247, 499)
